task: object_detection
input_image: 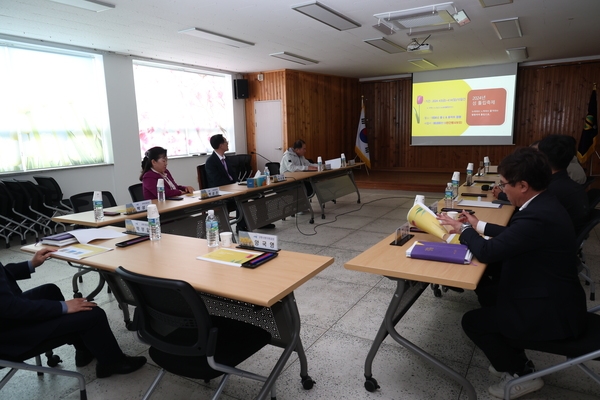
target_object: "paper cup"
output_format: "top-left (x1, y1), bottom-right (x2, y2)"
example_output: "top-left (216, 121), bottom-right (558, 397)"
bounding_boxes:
top-left (220, 232), bottom-right (233, 247)
top-left (446, 211), bottom-right (459, 220)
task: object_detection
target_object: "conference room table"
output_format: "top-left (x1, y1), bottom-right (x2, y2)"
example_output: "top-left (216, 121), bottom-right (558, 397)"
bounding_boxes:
top-left (22, 230), bottom-right (334, 400)
top-left (344, 195), bottom-right (514, 399)
top-left (284, 163), bottom-right (362, 220)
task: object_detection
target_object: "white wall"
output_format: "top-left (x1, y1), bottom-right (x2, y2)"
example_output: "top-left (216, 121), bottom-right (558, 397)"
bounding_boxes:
top-left (7, 52), bottom-right (246, 204)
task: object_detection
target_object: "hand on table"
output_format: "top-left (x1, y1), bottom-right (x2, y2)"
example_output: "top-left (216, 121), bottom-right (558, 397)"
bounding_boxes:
top-left (181, 186), bottom-right (195, 194)
top-left (31, 248), bottom-right (56, 268)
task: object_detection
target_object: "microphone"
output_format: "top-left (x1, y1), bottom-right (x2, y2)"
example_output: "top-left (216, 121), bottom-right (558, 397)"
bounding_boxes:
top-left (251, 151), bottom-right (272, 163)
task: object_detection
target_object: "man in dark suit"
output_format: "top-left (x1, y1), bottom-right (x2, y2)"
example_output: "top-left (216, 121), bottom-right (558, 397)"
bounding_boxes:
top-left (0, 248), bottom-right (146, 378)
top-left (439, 147), bottom-right (588, 399)
top-left (205, 134), bottom-right (274, 230)
top-left (538, 134), bottom-right (589, 234)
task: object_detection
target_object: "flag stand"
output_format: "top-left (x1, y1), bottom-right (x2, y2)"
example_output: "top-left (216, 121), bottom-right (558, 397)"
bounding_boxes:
top-left (352, 155), bottom-right (370, 175)
top-left (588, 151), bottom-right (600, 176)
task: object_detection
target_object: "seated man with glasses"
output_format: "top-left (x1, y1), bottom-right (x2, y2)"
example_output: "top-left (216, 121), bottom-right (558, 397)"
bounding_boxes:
top-left (438, 147), bottom-right (587, 399)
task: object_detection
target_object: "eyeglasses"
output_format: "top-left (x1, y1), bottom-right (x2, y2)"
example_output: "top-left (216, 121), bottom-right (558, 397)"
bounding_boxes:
top-left (497, 181), bottom-right (511, 190)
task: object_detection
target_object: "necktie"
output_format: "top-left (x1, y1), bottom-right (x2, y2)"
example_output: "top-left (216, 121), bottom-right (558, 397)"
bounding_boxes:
top-left (221, 158), bottom-right (233, 180)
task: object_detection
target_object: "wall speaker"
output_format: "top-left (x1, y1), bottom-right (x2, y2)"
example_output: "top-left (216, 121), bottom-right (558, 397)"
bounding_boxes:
top-left (234, 79), bottom-right (249, 99)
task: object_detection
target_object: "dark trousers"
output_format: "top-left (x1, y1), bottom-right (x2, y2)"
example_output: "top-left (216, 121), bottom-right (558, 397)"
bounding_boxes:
top-left (21, 283), bottom-right (124, 365)
top-left (462, 307), bottom-right (529, 375)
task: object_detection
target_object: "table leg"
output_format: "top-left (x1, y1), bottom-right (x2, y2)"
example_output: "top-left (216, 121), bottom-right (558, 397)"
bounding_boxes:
top-left (255, 291), bottom-right (314, 399)
top-left (364, 278), bottom-right (477, 399)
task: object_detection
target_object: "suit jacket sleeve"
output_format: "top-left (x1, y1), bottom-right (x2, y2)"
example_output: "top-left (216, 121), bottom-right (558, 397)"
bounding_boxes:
top-left (0, 263), bottom-right (62, 322)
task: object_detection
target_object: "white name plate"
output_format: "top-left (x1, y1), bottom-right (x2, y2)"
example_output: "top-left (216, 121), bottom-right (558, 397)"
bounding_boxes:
top-left (125, 200), bottom-right (151, 214)
top-left (238, 231), bottom-right (278, 251)
top-left (124, 219), bottom-right (150, 235)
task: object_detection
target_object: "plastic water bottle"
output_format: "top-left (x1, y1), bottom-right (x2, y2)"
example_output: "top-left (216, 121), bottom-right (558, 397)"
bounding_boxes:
top-left (317, 156), bottom-right (323, 172)
top-left (264, 166), bottom-right (271, 185)
top-left (466, 163), bottom-right (474, 186)
top-left (484, 156), bottom-right (490, 174)
top-left (444, 182), bottom-right (454, 208)
top-left (157, 178), bottom-right (165, 202)
top-left (205, 210), bottom-right (219, 247)
top-left (147, 204), bottom-right (161, 241)
top-left (93, 191), bottom-right (104, 221)
top-left (341, 153), bottom-right (346, 168)
top-left (451, 172), bottom-right (460, 199)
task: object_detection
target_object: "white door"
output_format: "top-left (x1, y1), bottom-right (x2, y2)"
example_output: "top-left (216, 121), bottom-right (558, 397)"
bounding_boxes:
top-left (254, 100), bottom-right (283, 173)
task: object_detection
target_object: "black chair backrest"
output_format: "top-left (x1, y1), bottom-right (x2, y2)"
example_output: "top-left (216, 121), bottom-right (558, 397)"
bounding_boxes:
top-left (228, 154), bottom-right (252, 181)
top-left (265, 162), bottom-right (280, 176)
top-left (116, 266), bottom-right (211, 356)
top-left (16, 180), bottom-right (52, 218)
top-left (33, 176), bottom-right (64, 205)
top-left (128, 183), bottom-right (144, 202)
top-left (197, 164), bottom-right (209, 189)
top-left (576, 208), bottom-right (600, 247)
top-left (70, 191), bottom-right (117, 213)
top-left (2, 180), bottom-right (31, 216)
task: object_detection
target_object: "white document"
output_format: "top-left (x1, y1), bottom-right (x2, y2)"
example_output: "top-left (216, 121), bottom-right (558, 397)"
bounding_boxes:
top-left (69, 228), bottom-right (126, 244)
top-left (325, 158), bottom-right (341, 169)
top-left (456, 199), bottom-right (502, 209)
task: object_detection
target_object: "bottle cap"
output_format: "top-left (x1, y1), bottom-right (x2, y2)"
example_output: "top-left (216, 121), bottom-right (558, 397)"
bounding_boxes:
top-left (157, 178), bottom-right (164, 187)
top-left (467, 163), bottom-right (474, 170)
top-left (452, 171), bottom-right (460, 181)
top-left (341, 153), bottom-right (345, 158)
top-left (93, 191), bottom-right (102, 202)
top-left (207, 209), bottom-right (214, 216)
top-left (317, 156), bottom-right (322, 162)
top-left (484, 156), bottom-right (490, 163)
top-left (147, 204), bottom-right (159, 218)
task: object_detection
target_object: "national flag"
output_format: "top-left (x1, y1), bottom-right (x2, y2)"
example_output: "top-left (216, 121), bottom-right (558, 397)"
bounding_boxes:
top-left (354, 99), bottom-right (371, 168)
top-left (577, 88), bottom-right (598, 164)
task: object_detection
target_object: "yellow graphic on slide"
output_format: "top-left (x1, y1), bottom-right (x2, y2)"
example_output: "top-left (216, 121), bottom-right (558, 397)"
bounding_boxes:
top-left (407, 203), bottom-right (449, 241)
top-left (412, 80), bottom-right (471, 136)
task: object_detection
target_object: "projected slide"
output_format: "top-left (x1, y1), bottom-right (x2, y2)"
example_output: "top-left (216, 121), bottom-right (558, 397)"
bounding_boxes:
top-left (411, 72), bottom-right (516, 146)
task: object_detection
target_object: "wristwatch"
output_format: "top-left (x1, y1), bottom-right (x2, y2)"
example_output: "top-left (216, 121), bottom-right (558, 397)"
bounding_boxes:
top-left (460, 222), bottom-right (472, 233)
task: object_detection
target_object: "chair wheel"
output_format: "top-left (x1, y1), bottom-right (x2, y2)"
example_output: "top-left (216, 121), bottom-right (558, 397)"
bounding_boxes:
top-left (309, 218), bottom-right (314, 224)
top-left (433, 288), bottom-right (442, 297)
top-left (301, 375), bottom-right (315, 390)
top-left (321, 214), bottom-right (325, 219)
top-left (73, 292), bottom-right (83, 298)
top-left (364, 377), bottom-right (379, 392)
top-left (47, 354), bottom-right (62, 367)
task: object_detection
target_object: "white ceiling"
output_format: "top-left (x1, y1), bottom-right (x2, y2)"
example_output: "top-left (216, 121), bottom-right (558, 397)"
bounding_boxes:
top-left (2, 0), bottom-right (600, 78)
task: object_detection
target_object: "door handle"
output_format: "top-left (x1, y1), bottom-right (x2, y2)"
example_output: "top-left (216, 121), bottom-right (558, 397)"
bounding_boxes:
top-left (275, 147), bottom-right (282, 150)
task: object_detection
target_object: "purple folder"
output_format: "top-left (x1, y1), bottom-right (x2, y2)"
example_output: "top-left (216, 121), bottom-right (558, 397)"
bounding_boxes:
top-left (406, 241), bottom-right (472, 264)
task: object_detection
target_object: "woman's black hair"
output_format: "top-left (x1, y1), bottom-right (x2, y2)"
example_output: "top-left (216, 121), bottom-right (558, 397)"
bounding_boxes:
top-left (139, 146), bottom-right (167, 181)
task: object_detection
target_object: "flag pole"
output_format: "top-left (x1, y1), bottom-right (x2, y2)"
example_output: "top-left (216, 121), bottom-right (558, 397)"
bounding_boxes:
top-left (589, 83), bottom-right (599, 176)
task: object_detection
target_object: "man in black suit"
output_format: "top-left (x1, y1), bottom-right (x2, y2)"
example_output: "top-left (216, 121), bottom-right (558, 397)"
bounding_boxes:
top-left (0, 248), bottom-right (146, 378)
top-left (205, 134), bottom-right (275, 230)
top-left (439, 147), bottom-right (588, 399)
top-left (538, 134), bottom-right (589, 234)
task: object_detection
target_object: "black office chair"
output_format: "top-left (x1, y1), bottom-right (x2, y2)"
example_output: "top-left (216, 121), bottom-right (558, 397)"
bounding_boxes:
top-left (0, 182), bottom-right (38, 246)
top-left (115, 266), bottom-right (274, 400)
top-left (70, 191), bottom-right (117, 213)
top-left (0, 334), bottom-right (87, 399)
top-left (197, 164), bottom-right (209, 189)
top-left (503, 305), bottom-right (600, 400)
top-left (265, 162), bottom-right (280, 176)
top-left (228, 154), bottom-right (252, 181)
top-left (128, 183), bottom-right (144, 202)
top-left (33, 176), bottom-right (73, 212)
top-left (68, 191), bottom-right (118, 299)
top-left (576, 208), bottom-right (600, 301)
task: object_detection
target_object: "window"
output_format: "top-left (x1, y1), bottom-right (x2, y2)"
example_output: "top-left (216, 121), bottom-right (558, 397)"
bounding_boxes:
top-left (132, 61), bottom-right (235, 157)
top-left (0, 41), bottom-right (111, 173)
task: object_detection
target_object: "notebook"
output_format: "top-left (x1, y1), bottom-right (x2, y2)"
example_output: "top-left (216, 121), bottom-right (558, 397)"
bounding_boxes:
top-left (406, 241), bottom-right (472, 264)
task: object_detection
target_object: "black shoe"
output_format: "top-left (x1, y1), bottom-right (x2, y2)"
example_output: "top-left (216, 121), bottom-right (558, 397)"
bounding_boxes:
top-left (75, 347), bottom-right (95, 367)
top-left (96, 355), bottom-right (147, 378)
top-left (259, 223), bottom-right (276, 229)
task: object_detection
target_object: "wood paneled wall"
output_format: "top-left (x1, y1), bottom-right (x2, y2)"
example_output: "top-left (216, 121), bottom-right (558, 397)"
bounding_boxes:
top-left (360, 60), bottom-right (600, 173)
top-left (244, 60), bottom-right (600, 174)
top-left (244, 70), bottom-right (359, 166)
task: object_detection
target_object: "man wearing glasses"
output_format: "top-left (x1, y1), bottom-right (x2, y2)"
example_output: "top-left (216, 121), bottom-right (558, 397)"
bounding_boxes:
top-left (439, 147), bottom-right (587, 399)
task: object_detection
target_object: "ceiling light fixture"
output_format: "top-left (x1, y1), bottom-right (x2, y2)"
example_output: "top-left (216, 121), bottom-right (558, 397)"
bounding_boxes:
top-left (178, 28), bottom-right (254, 48)
top-left (48, 0), bottom-right (114, 12)
top-left (491, 17), bottom-right (522, 39)
top-left (270, 52), bottom-right (319, 65)
top-left (479, 0), bottom-right (513, 7)
top-left (506, 47), bottom-right (528, 61)
top-left (406, 24), bottom-right (454, 37)
top-left (409, 58), bottom-right (438, 69)
top-left (363, 38), bottom-right (406, 54)
top-left (374, 2), bottom-right (456, 30)
top-left (292, 1), bottom-right (361, 31)
top-left (372, 20), bottom-right (396, 35)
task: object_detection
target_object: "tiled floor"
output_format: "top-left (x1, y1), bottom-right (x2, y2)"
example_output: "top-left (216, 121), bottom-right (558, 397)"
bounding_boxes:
top-left (2, 189), bottom-right (600, 399)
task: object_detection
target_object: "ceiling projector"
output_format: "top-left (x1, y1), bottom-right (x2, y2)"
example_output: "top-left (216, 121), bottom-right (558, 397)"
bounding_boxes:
top-left (407, 43), bottom-right (432, 53)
